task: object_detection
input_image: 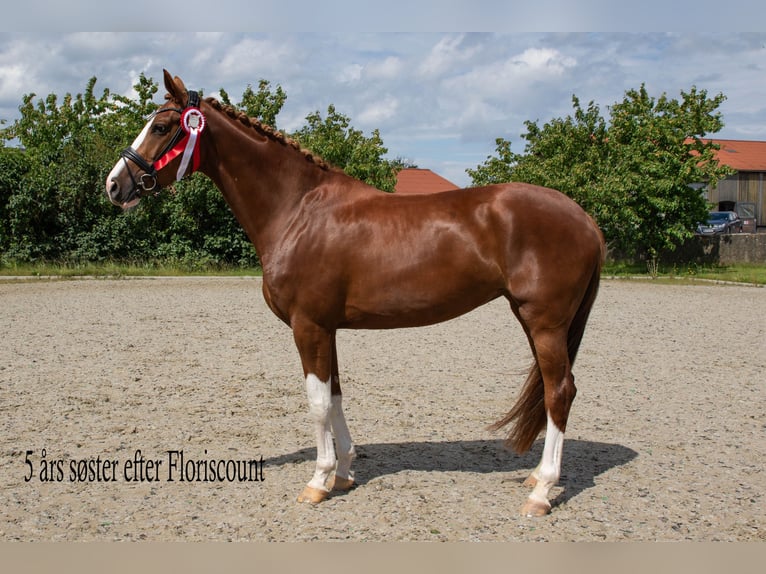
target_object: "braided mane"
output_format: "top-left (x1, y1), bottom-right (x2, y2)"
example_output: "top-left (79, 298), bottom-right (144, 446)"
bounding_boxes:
top-left (203, 96), bottom-right (335, 172)
top-left (163, 91), bottom-right (335, 171)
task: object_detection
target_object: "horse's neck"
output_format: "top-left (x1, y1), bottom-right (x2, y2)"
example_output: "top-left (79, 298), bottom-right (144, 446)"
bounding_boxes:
top-left (199, 105), bottom-right (335, 261)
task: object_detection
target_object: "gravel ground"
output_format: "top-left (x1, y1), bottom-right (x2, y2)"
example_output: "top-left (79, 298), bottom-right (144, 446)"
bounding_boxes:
top-left (1, 277), bottom-right (764, 541)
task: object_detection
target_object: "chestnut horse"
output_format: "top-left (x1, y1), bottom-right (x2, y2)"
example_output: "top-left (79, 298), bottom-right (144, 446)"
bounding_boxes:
top-left (106, 71), bottom-right (604, 516)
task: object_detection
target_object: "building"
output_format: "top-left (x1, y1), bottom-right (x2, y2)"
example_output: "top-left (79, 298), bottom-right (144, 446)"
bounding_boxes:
top-left (394, 168), bottom-right (460, 195)
top-left (703, 139), bottom-right (766, 229)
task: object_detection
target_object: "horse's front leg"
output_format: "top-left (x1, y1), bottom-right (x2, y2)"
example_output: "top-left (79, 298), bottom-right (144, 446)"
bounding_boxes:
top-left (293, 323), bottom-right (354, 503)
top-left (326, 332), bottom-right (356, 492)
top-left (297, 371), bottom-right (335, 503)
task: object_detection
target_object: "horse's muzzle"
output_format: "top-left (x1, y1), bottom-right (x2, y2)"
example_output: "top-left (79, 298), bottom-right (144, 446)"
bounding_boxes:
top-left (105, 177), bottom-right (141, 210)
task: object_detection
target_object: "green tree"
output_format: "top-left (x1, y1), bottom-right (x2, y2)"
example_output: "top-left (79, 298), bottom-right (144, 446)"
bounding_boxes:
top-left (0, 146), bottom-right (30, 254)
top-left (604, 85), bottom-right (730, 262)
top-left (466, 137), bottom-right (516, 187)
top-left (1, 76), bottom-right (133, 260)
top-left (0, 73), bottom-right (172, 262)
top-left (219, 79), bottom-right (286, 127)
top-left (154, 173), bottom-right (260, 267)
top-left (468, 86), bottom-right (731, 262)
top-left (0, 72), bottom-right (401, 266)
top-left (293, 105), bottom-right (400, 192)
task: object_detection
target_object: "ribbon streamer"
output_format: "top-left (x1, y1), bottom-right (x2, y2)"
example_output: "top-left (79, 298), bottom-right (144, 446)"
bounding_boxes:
top-left (175, 108), bottom-right (206, 180)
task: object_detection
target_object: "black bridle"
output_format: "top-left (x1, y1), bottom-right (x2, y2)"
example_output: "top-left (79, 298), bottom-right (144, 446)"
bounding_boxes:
top-left (119, 90), bottom-right (201, 196)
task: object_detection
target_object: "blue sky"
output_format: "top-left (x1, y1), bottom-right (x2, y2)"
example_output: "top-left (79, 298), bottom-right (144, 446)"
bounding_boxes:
top-left (2, 4), bottom-right (766, 187)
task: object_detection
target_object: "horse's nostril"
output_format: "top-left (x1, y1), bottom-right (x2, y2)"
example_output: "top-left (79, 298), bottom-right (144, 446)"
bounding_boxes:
top-left (106, 180), bottom-right (123, 206)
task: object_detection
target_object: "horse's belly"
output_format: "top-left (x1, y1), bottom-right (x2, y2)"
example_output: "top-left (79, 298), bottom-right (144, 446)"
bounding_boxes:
top-left (341, 280), bottom-right (504, 329)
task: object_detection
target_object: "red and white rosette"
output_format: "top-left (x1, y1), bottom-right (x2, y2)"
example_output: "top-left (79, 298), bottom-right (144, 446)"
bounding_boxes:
top-left (176, 107), bottom-right (206, 180)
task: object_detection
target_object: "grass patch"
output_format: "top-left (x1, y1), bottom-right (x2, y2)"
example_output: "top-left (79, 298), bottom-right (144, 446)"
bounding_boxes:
top-left (2, 259), bottom-right (764, 285)
top-left (676, 263), bottom-right (766, 284)
top-left (604, 261), bottom-right (766, 285)
top-left (0, 259), bottom-right (262, 278)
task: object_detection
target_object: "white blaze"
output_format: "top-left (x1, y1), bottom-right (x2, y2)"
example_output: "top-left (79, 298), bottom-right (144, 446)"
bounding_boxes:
top-left (105, 113), bottom-right (156, 206)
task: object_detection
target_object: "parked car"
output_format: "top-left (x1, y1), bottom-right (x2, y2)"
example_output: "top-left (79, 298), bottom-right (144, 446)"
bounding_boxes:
top-left (696, 211), bottom-right (743, 235)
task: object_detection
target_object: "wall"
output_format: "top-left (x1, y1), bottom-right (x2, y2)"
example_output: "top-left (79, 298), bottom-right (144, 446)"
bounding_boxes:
top-left (669, 233), bottom-right (766, 265)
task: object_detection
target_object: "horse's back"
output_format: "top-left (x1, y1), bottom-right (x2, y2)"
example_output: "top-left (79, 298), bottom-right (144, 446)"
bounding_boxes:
top-left (373, 182), bottom-right (597, 234)
top-left (430, 182), bottom-right (604, 269)
top-left (327, 179), bottom-right (604, 284)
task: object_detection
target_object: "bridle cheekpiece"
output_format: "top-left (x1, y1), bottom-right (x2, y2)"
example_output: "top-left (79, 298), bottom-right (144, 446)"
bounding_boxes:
top-left (119, 90), bottom-right (205, 196)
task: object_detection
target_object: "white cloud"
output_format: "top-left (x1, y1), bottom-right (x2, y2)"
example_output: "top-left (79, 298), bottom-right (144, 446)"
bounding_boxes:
top-left (358, 96), bottom-right (399, 125)
top-left (418, 34), bottom-right (480, 78)
top-left (425, 45), bottom-right (578, 141)
top-left (338, 63), bottom-right (364, 84)
top-left (3, 32), bottom-right (766, 188)
top-left (217, 37), bottom-right (295, 79)
top-left (513, 47), bottom-right (576, 75)
top-left (336, 56), bottom-right (403, 87)
top-left (0, 64), bottom-right (25, 101)
top-left (367, 56), bottom-right (404, 79)
top-left (64, 32), bottom-right (121, 52)
top-left (447, 46), bottom-right (577, 99)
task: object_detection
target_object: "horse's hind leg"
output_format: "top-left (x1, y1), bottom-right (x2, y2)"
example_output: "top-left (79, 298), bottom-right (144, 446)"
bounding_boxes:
top-left (521, 327), bottom-right (576, 517)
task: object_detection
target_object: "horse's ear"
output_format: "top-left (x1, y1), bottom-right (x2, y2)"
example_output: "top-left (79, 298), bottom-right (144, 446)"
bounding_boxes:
top-left (163, 69), bottom-right (188, 105)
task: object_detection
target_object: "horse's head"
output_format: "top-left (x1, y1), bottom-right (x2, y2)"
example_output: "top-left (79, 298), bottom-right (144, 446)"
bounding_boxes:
top-left (106, 70), bottom-right (206, 209)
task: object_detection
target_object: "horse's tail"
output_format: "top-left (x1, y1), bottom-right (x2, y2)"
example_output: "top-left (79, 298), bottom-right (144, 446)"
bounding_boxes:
top-left (489, 227), bottom-right (604, 453)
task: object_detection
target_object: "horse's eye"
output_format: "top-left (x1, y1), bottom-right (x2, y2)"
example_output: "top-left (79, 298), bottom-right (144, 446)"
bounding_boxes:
top-left (152, 123), bottom-right (169, 135)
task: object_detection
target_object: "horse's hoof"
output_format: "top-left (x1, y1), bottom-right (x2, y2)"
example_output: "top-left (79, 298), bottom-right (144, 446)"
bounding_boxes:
top-left (520, 498), bottom-right (551, 517)
top-left (297, 486), bottom-right (329, 504)
top-left (328, 475), bottom-right (355, 492)
top-left (522, 475), bottom-right (538, 488)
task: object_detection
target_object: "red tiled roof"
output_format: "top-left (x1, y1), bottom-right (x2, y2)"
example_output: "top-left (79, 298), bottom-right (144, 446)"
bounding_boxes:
top-left (701, 139), bottom-right (766, 172)
top-left (394, 168), bottom-right (460, 194)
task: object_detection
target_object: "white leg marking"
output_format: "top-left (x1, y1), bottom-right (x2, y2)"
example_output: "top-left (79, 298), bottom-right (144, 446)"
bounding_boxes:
top-left (305, 373), bottom-right (335, 491)
top-left (330, 394), bottom-right (355, 481)
top-left (528, 412), bottom-right (564, 506)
